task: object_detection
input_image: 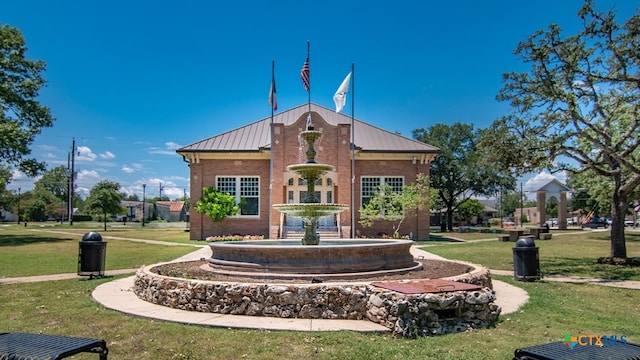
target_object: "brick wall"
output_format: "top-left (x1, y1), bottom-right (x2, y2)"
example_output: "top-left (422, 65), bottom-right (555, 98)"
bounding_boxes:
top-left (188, 111), bottom-right (432, 241)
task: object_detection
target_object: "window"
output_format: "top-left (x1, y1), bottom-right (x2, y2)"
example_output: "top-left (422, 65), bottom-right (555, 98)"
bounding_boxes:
top-left (361, 176), bottom-right (404, 215)
top-left (216, 176), bottom-right (260, 216)
top-left (361, 177), bottom-right (381, 206)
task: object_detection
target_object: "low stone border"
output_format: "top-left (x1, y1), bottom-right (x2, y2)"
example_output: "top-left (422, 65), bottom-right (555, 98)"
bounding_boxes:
top-left (133, 261), bottom-right (501, 338)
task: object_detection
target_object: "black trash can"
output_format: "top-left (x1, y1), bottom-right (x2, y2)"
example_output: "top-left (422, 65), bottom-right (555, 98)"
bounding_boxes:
top-left (78, 232), bottom-right (107, 278)
top-left (513, 236), bottom-right (540, 281)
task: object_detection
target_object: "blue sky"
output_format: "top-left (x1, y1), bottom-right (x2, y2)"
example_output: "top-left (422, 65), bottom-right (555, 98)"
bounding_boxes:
top-left (3, 0), bottom-right (637, 199)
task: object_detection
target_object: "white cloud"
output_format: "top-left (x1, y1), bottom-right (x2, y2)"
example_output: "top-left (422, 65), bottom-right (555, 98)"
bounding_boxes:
top-left (76, 169), bottom-right (101, 181)
top-left (38, 144), bottom-right (59, 152)
top-left (11, 169), bottom-right (27, 180)
top-left (76, 146), bottom-right (97, 161)
top-left (147, 141), bottom-right (182, 156)
top-left (122, 166), bottom-right (134, 173)
top-left (523, 171), bottom-right (567, 192)
top-left (99, 151), bottom-right (116, 159)
top-left (165, 141), bottom-right (181, 150)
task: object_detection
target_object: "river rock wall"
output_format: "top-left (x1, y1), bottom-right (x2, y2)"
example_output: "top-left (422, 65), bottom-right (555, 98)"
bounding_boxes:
top-left (133, 263), bottom-right (501, 338)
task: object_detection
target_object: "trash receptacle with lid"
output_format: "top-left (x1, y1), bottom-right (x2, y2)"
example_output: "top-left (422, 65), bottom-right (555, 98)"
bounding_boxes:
top-left (78, 232), bottom-right (107, 278)
top-left (513, 236), bottom-right (540, 281)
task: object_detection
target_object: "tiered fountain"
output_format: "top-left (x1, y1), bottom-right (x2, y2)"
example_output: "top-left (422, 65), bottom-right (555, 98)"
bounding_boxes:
top-left (272, 123), bottom-right (348, 245)
top-left (130, 116), bottom-right (500, 336)
top-left (206, 121), bottom-right (422, 279)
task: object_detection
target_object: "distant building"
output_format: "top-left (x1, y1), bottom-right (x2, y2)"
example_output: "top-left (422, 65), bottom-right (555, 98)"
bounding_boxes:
top-left (0, 209), bottom-right (18, 222)
top-left (156, 201), bottom-right (187, 222)
top-left (120, 201), bottom-right (154, 222)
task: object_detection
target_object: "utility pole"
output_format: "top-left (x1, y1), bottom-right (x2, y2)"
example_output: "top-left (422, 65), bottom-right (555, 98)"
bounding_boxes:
top-left (17, 187), bottom-right (21, 224)
top-left (68, 138), bottom-right (75, 225)
top-left (159, 182), bottom-right (163, 200)
top-left (520, 182), bottom-right (524, 227)
top-left (142, 184), bottom-right (146, 227)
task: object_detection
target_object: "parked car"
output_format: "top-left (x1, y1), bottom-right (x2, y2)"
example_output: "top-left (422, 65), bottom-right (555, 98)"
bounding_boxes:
top-left (624, 219), bottom-right (634, 227)
top-left (582, 217), bottom-right (609, 229)
top-left (545, 218), bottom-right (558, 227)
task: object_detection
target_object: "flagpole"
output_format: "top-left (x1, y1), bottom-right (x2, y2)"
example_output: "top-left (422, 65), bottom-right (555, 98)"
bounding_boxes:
top-left (306, 40), bottom-right (311, 118)
top-left (269, 60), bottom-right (275, 239)
top-left (350, 63), bottom-right (355, 238)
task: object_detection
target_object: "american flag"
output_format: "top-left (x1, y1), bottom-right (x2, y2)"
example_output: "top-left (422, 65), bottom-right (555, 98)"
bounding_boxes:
top-left (300, 57), bottom-right (310, 91)
top-left (269, 75), bottom-right (277, 111)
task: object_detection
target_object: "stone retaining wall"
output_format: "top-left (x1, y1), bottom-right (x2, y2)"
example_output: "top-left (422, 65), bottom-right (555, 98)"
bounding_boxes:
top-left (133, 262), bottom-right (501, 338)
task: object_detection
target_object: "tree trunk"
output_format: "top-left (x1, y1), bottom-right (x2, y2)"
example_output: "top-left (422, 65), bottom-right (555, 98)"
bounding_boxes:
top-left (447, 208), bottom-right (454, 231)
top-left (610, 175), bottom-right (627, 258)
top-left (103, 211), bottom-right (107, 232)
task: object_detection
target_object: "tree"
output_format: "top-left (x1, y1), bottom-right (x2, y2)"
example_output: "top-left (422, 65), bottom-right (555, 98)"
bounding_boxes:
top-left (501, 191), bottom-right (524, 219)
top-left (0, 24), bottom-right (54, 181)
top-left (456, 199), bottom-right (485, 225)
top-left (0, 166), bottom-right (12, 211)
top-left (481, 1), bottom-right (640, 260)
top-left (124, 194), bottom-right (140, 201)
top-left (85, 180), bottom-right (123, 231)
top-left (413, 123), bottom-right (516, 231)
top-left (195, 187), bottom-right (239, 222)
top-left (34, 166), bottom-right (68, 201)
top-left (359, 173), bottom-right (432, 238)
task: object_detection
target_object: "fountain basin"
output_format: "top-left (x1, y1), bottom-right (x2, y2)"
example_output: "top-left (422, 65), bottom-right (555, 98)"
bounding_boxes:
top-left (208, 239), bottom-right (421, 279)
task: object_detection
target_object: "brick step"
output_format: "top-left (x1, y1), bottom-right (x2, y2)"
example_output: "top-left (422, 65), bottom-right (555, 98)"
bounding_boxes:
top-left (281, 229), bottom-right (341, 239)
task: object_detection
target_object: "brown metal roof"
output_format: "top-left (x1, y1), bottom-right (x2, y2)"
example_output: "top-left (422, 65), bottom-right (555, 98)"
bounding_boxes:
top-left (156, 201), bottom-right (184, 212)
top-left (177, 103), bottom-right (440, 154)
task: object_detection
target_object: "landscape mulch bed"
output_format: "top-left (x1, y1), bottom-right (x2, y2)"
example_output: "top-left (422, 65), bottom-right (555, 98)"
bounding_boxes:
top-left (152, 259), bottom-right (476, 284)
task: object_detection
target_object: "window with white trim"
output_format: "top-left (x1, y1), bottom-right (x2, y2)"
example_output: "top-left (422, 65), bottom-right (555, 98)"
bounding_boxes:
top-left (216, 176), bottom-right (260, 216)
top-left (361, 176), bottom-right (404, 214)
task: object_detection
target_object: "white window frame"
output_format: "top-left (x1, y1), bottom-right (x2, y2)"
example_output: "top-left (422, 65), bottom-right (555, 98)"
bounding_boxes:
top-left (361, 176), bottom-right (404, 216)
top-left (216, 176), bottom-right (260, 217)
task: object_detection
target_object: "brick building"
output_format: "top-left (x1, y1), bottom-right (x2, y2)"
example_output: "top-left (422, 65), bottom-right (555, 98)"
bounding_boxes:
top-left (177, 103), bottom-right (440, 240)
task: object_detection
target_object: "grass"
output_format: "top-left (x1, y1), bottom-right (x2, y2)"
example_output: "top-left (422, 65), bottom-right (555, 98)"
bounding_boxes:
top-left (423, 229), bottom-right (640, 280)
top-left (1, 223), bottom-right (639, 359)
top-left (0, 225), bottom-right (199, 277)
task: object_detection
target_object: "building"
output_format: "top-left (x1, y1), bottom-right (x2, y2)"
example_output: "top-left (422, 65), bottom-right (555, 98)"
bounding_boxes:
top-left (120, 201), bottom-right (154, 222)
top-left (177, 103), bottom-right (440, 240)
top-left (156, 201), bottom-right (187, 222)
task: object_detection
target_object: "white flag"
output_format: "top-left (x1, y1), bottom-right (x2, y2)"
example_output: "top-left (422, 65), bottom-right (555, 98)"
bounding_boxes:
top-left (333, 71), bottom-right (351, 113)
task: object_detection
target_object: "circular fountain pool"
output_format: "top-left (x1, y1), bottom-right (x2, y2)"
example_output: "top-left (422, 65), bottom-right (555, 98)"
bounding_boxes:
top-left (207, 239), bottom-right (422, 280)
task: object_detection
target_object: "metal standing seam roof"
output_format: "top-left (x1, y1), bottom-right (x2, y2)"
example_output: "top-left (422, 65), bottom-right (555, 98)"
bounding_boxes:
top-left (177, 103), bottom-right (440, 154)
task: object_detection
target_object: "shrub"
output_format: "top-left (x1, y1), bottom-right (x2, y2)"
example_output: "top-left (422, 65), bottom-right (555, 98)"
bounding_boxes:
top-left (204, 235), bottom-right (264, 242)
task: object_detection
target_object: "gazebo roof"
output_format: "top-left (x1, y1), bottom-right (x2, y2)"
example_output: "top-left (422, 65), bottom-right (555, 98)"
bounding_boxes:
top-left (531, 178), bottom-right (572, 193)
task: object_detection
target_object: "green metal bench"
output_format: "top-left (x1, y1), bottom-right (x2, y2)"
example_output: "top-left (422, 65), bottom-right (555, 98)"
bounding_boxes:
top-left (514, 340), bottom-right (640, 359)
top-left (0, 332), bottom-right (108, 359)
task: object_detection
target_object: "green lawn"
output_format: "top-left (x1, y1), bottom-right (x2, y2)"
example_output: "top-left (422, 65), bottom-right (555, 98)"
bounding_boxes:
top-left (1, 224), bottom-right (639, 359)
top-left (0, 225), bottom-right (199, 277)
top-left (424, 229), bottom-right (640, 280)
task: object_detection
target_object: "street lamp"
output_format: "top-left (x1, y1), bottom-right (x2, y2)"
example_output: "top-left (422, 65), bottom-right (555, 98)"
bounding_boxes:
top-left (142, 184), bottom-right (146, 227)
top-left (17, 187), bottom-right (21, 225)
